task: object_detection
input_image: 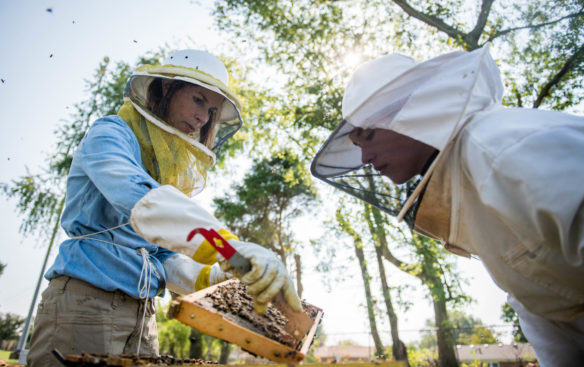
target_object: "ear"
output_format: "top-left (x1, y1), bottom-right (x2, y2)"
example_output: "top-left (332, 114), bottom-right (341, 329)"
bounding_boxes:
top-left (161, 79), bottom-right (172, 95)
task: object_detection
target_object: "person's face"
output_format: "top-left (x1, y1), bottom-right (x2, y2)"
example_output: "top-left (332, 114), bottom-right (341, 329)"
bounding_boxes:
top-left (349, 127), bottom-right (438, 184)
top-left (164, 83), bottom-right (224, 136)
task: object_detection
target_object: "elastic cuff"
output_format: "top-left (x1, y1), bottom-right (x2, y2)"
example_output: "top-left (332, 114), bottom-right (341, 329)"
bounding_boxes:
top-left (195, 265), bottom-right (212, 291)
top-left (218, 229), bottom-right (239, 242)
top-left (191, 229), bottom-right (239, 264)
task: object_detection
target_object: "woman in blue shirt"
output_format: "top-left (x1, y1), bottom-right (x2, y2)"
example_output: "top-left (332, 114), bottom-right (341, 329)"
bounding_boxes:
top-left (27, 50), bottom-right (301, 366)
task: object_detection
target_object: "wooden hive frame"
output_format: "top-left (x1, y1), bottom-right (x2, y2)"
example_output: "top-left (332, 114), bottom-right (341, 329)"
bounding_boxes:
top-left (168, 279), bottom-right (323, 364)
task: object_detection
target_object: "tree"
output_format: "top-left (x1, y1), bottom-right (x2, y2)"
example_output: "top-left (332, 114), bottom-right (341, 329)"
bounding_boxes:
top-left (157, 301), bottom-right (232, 362)
top-left (362, 202), bottom-right (409, 364)
top-left (501, 302), bottom-right (528, 343)
top-left (406, 344), bottom-right (439, 367)
top-left (213, 150), bottom-right (317, 297)
top-left (335, 204), bottom-right (386, 359)
top-left (450, 312), bottom-right (484, 345)
top-left (469, 326), bottom-right (499, 345)
top-left (420, 311), bottom-right (499, 347)
top-left (372, 231), bottom-right (409, 364)
top-left (0, 313), bottom-right (25, 341)
top-left (209, 2), bottom-right (583, 366)
top-left (156, 301), bottom-right (191, 358)
top-left (189, 329), bottom-right (204, 359)
top-left (218, 341), bottom-right (232, 364)
top-left (189, 330), bottom-right (232, 363)
top-left (362, 182), bottom-right (465, 366)
top-left (0, 261), bottom-right (5, 277)
top-left (384, 0), bottom-right (584, 110)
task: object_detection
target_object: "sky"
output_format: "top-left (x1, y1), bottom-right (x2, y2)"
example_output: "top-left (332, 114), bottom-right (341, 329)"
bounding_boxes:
top-left (0, 0), bottom-right (511, 350)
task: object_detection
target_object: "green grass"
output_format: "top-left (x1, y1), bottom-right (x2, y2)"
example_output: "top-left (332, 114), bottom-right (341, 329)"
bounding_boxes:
top-left (0, 349), bottom-right (20, 364)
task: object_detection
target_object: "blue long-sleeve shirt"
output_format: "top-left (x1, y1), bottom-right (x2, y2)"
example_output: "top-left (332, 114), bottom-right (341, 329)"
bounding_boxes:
top-left (45, 115), bottom-right (174, 299)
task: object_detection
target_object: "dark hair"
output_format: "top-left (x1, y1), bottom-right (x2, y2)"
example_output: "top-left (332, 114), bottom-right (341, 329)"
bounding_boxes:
top-left (146, 78), bottom-right (217, 148)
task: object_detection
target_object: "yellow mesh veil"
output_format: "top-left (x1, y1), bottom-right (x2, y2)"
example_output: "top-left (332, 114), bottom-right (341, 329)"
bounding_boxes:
top-left (118, 101), bottom-right (213, 197)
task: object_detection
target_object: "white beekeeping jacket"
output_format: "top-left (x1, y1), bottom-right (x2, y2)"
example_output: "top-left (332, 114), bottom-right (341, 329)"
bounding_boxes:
top-left (412, 58), bottom-right (584, 322)
top-left (313, 46), bottom-right (584, 321)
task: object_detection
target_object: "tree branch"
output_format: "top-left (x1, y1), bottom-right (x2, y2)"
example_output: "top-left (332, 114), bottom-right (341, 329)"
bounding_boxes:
top-left (379, 223), bottom-right (421, 278)
top-left (533, 42), bottom-right (584, 108)
top-left (391, 0), bottom-right (466, 43)
top-left (361, 201), bottom-right (415, 274)
top-left (485, 10), bottom-right (584, 44)
top-left (468, 0), bottom-right (495, 46)
top-left (515, 89), bottom-right (523, 108)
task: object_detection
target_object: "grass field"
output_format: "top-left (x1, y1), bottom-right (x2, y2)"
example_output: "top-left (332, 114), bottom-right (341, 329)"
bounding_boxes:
top-left (0, 349), bottom-right (20, 364)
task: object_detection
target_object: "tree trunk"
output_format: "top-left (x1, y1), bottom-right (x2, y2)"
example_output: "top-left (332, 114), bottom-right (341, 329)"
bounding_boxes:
top-left (336, 209), bottom-right (386, 359)
top-left (189, 329), bottom-right (203, 359)
top-left (294, 253), bottom-right (303, 299)
top-left (432, 288), bottom-right (458, 367)
top-left (353, 241), bottom-right (386, 358)
top-left (218, 341), bottom-right (231, 364)
top-left (374, 245), bottom-right (409, 366)
top-left (360, 170), bottom-right (457, 366)
top-left (277, 246), bottom-right (287, 268)
top-left (363, 203), bottom-right (409, 365)
top-left (368, 207), bottom-right (458, 366)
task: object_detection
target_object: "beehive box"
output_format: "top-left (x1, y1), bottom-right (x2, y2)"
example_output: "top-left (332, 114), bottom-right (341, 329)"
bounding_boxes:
top-left (50, 349), bottom-right (218, 366)
top-left (50, 356), bottom-right (405, 367)
top-left (168, 279), bottom-right (323, 364)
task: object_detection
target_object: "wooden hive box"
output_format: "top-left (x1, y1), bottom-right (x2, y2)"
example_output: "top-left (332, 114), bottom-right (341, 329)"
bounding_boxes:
top-left (168, 279), bottom-right (323, 364)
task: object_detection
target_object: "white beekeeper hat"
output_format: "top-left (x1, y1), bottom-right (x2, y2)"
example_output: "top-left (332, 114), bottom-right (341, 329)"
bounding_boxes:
top-left (311, 54), bottom-right (418, 178)
top-left (125, 49), bottom-right (243, 156)
top-left (311, 47), bottom-right (501, 226)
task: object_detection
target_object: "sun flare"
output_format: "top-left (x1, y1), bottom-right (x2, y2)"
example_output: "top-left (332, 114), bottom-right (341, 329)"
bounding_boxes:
top-left (343, 52), bottom-right (362, 70)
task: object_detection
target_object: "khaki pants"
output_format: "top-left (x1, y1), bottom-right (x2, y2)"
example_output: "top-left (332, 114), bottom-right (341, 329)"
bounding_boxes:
top-left (27, 276), bottom-right (159, 367)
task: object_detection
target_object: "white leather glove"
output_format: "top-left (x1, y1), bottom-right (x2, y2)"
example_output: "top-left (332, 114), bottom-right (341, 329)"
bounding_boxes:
top-left (220, 240), bottom-right (302, 315)
top-left (209, 264), bottom-right (233, 285)
top-left (163, 253), bottom-right (232, 295)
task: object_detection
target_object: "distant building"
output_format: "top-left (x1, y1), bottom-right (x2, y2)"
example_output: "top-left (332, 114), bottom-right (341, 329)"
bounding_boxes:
top-left (230, 342), bottom-right (538, 366)
top-left (230, 344), bottom-right (376, 364)
top-left (455, 343), bottom-right (538, 367)
top-left (228, 348), bottom-right (273, 364)
top-left (313, 345), bottom-right (375, 362)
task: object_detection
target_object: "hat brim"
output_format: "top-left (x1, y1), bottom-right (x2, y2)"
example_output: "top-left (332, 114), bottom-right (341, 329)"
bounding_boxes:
top-left (311, 123), bottom-right (421, 228)
top-left (130, 71), bottom-right (241, 124)
top-left (310, 119), bottom-right (363, 179)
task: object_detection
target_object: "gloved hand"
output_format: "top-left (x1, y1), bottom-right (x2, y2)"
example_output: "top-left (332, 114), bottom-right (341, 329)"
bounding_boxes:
top-left (163, 253), bottom-right (232, 295)
top-left (220, 240), bottom-right (302, 315)
top-left (209, 264), bottom-right (233, 285)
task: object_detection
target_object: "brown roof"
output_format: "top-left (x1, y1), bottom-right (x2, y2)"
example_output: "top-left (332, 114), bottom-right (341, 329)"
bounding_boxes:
top-left (455, 343), bottom-right (537, 362)
top-left (314, 345), bottom-right (374, 359)
top-left (229, 345), bottom-right (375, 363)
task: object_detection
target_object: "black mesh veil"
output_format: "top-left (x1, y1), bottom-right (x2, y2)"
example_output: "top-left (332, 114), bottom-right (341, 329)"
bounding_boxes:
top-left (310, 118), bottom-right (432, 229)
top-left (124, 70), bottom-right (242, 158)
top-left (312, 163), bottom-right (421, 229)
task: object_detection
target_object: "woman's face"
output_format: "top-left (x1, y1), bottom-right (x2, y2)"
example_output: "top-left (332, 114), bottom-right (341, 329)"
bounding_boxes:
top-left (349, 127), bottom-right (438, 184)
top-left (164, 83), bottom-right (224, 136)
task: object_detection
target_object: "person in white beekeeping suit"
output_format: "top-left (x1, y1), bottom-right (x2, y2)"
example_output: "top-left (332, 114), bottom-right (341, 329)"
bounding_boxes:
top-left (311, 46), bottom-right (584, 367)
top-left (27, 49), bottom-right (301, 367)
